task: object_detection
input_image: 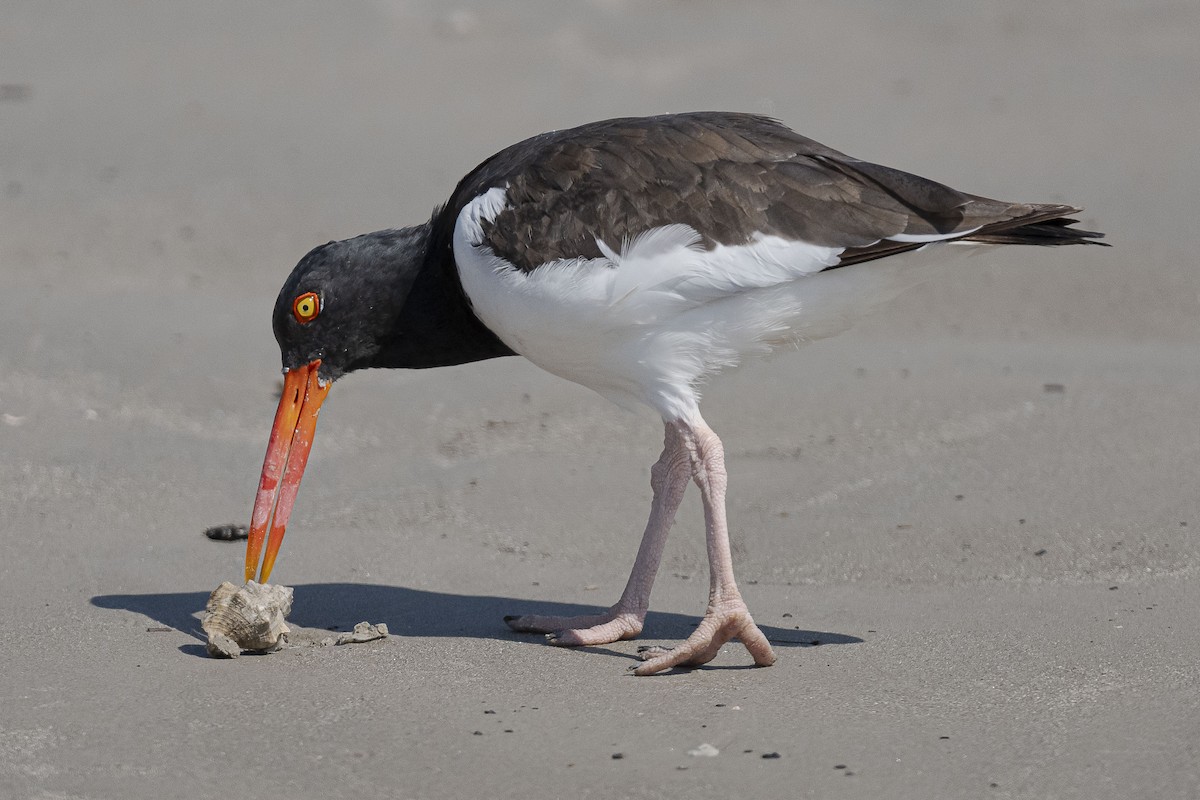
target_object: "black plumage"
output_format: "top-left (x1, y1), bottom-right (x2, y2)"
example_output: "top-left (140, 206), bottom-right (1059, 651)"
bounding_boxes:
top-left (431, 112), bottom-right (1103, 273)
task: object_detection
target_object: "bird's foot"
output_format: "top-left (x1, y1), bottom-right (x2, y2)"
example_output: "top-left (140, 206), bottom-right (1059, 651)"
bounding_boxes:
top-left (504, 608), bottom-right (644, 646)
top-left (632, 598), bottom-right (776, 676)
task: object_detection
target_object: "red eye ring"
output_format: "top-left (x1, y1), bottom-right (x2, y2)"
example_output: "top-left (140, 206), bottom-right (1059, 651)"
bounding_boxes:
top-left (292, 292), bottom-right (321, 324)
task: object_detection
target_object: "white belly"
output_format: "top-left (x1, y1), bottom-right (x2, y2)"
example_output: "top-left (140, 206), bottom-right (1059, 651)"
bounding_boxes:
top-left (452, 186), bottom-right (969, 420)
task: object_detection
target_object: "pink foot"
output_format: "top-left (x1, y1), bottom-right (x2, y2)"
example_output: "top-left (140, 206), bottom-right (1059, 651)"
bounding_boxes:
top-left (632, 597), bottom-right (776, 676)
top-left (505, 609), bottom-right (644, 646)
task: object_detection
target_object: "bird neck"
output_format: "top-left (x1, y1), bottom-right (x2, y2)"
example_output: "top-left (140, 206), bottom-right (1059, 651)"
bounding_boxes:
top-left (366, 217), bottom-right (516, 371)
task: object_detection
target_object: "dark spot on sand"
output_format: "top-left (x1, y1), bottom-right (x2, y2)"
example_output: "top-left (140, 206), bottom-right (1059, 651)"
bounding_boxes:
top-left (0, 84), bottom-right (31, 102)
top-left (204, 524), bottom-right (248, 541)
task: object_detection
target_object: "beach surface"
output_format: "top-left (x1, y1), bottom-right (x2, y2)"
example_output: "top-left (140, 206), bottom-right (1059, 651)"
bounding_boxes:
top-left (2, 3), bottom-right (1198, 798)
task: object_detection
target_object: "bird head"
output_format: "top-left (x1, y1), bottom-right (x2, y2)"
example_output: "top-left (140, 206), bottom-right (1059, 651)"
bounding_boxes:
top-left (244, 226), bottom-right (429, 583)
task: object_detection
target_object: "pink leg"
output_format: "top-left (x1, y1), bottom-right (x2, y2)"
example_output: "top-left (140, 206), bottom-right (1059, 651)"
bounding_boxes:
top-left (505, 423), bottom-right (691, 645)
top-left (634, 415), bottom-right (776, 676)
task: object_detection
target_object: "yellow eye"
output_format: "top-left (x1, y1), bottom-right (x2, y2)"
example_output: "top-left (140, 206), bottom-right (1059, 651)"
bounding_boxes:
top-left (292, 292), bottom-right (320, 324)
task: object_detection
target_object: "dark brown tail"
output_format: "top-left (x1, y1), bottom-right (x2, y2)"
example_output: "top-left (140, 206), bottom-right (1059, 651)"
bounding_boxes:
top-left (962, 204), bottom-right (1108, 247)
top-left (838, 205), bottom-right (1106, 269)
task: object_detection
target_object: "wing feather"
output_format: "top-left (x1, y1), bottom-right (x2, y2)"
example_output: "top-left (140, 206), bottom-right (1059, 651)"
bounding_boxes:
top-left (437, 112), bottom-right (1102, 275)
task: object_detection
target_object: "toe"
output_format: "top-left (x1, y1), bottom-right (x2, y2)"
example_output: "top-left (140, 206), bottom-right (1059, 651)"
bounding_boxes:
top-left (633, 649), bottom-right (696, 676)
top-left (736, 620), bottom-right (778, 666)
top-left (547, 616), bottom-right (643, 647)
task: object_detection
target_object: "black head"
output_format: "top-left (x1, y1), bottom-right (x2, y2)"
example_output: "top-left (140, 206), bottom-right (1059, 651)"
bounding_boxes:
top-left (247, 219), bottom-right (514, 584)
top-left (272, 225), bottom-right (431, 382)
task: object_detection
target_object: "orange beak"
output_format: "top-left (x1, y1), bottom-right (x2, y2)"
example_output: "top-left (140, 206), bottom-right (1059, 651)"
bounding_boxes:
top-left (244, 359), bottom-right (331, 583)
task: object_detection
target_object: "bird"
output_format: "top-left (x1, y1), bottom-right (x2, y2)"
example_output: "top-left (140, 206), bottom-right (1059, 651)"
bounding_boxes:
top-left (242, 112), bottom-right (1105, 675)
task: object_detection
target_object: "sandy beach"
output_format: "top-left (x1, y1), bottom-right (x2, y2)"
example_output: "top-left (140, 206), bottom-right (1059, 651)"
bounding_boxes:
top-left (2, 2), bottom-right (1198, 798)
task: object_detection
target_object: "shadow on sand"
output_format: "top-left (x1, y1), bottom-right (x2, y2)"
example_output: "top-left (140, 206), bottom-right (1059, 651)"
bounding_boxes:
top-left (91, 583), bottom-right (862, 663)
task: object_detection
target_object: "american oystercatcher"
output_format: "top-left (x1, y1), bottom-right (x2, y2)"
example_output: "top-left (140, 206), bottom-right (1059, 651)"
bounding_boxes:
top-left (243, 112), bottom-right (1104, 675)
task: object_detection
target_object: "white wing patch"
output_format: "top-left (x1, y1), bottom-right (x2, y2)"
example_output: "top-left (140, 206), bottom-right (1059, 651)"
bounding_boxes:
top-left (886, 227), bottom-right (981, 243)
top-left (453, 187), bottom-right (942, 420)
top-left (456, 185), bottom-right (509, 245)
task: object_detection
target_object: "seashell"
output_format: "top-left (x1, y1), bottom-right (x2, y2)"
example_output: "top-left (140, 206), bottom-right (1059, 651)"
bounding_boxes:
top-left (202, 580), bottom-right (294, 658)
top-left (334, 621), bottom-right (389, 645)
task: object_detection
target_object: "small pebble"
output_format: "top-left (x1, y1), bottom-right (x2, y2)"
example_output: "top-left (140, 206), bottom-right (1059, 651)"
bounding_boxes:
top-left (761, 752), bottom-right (781, 760)
top-left (611, 753), bottom-right (624, 760)
top-left (687, 743), bottom-right (719, 758)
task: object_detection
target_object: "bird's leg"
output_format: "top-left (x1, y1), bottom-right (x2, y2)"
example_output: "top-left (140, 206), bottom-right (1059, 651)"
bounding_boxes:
top-left (505, 422), bottom-right (691, 645)
top-left (634, 415), bottom-right (776, 676)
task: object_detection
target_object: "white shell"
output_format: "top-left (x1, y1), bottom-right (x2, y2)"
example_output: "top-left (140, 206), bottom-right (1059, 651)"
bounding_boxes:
top-left (202, 581), bottom-right (293, 658)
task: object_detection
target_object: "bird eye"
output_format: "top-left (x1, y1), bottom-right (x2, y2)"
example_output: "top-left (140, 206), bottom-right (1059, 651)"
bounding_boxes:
top-left (292, 292), bottom-right (321, 324)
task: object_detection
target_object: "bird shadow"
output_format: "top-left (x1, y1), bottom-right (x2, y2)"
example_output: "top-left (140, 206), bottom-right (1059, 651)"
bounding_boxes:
top-left (90, 582), bottom-right (862, 661)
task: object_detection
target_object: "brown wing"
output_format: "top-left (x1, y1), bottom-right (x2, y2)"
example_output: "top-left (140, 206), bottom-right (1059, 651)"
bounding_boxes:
top-left (437, 112), bottom-right (1102, 273)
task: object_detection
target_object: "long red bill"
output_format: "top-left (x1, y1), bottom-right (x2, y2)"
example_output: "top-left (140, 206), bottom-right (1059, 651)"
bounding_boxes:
top-left (244, 360), bottom-right (331, 583)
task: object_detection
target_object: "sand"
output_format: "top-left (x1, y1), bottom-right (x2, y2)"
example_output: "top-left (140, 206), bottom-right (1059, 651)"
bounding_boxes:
top-left (2, 2), bottom-right (1198, 798)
